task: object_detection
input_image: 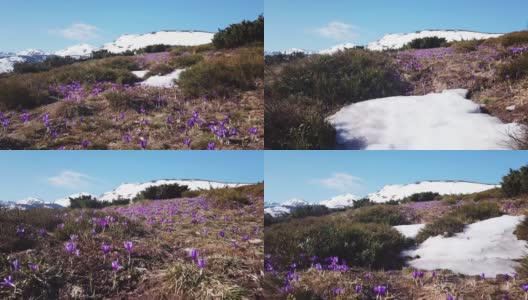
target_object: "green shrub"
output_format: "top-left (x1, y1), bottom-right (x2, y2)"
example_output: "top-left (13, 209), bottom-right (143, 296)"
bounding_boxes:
top-left (213, 15), bottom-right (264, 49)
top-left (265, 219), bottom-right (407, 271)
top-left (264, 96), bottom-right (336, 150)
top-left (501, 165), bottom-right (528, 197)
top-left (69, 195), bottom-right (105, 209)
top-left (13, 56), bottom-right (83, 74)
top-left (148, 63), bottom-right (174, 76)
top-left (179, 47), bottom-right (263, 98)
top-left (134, 183), bottom-right (190, 201)
top-left (290, 205), bottom-right (331, 219)
top-left (142, 44), bottom-right (172, 53)
top-left (451, 39), bottom-right (485, 52)
top-left (0, 74), bottom-right (53, 109)
top-left (172, 54), bottom-right (204, 68)
top-left (415, 201), bottom-right (501, 243)
top-left (205, 188), bottom-right (251, 207)
top-left (416, 215), bottom-right (465, 243)
top-left (515, 215), bottom-right (528, 241)
top-left (100, 56), bottom-right (139, 71)
top-left (498, 52), bottom-right (528, 81)
top-left (404, 192), bottom-right (440, 202)
top-left (469, 187), bottom-right (503, 201)
top-left (353, 205), bottom-right (409, 225)
top-left (404, 37), bottom-right (447, 49)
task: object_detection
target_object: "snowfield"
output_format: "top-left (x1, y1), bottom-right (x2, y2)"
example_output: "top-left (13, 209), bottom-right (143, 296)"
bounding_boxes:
top-left (394, 224), bottom-right (426, 239)
top-left (54, 44), bottom-right (98, 58)
top-left (318, 43), bottom-right (356, 55)
top-left (103, 31), bottom-right (214, 53)
top-left (328, 89), bottom-right (519, 150)
top-left (404, 215), bottom-right (527, 276)
top-left (264, 206), bottom-right (291, 218)
top-left (140, 69), bottom-right (185, 88)
top-left (98, 179), bottom-right (248, 202)
top-left (368, 180), bottom-right (498, 203)
top-left (367, 30), bottom-right (503, 51)
top-left (318, 193), bottom-right (358, 209)
top-left (131, 70), bottom-right (149, 79)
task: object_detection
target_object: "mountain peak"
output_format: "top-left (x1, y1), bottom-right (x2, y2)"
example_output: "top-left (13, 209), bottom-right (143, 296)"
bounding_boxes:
top-left (16, 49), bottom-right (47, 56)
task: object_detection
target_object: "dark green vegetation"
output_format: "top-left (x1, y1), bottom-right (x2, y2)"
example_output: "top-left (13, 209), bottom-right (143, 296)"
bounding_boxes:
top-left (69, 195), bottom-right (130, 209)
top-left (265, 49), bottom-right (408, 149)
top-left (415, 201), bottom-right (502, 243)
top-left (499, 51), bottom-right (528, 80)
top-left (179, 46), bottom-right (263, 98)
top-left (404, 192), bottom-right (441, 202)
top-left (133, 183), bottom-right (190, 202)
top-left (213, 15), bottom-right (264, 49)
top-left (404, 37), bottom-right (447, 49)
top-left (501, 165), bottom-right (528, 197)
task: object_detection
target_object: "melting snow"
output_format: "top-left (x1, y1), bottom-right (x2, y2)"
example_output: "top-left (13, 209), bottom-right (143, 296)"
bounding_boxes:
top-left (394, 224), bottom-right (426, 239)
top-left (404, 215), bottom-right (527, 276)
top-left (131, 70), bottom-right (148, 79)
top-left (140, 69), bottom-right (185, 88)
top-left (368, 181), bottom-right (498, 203)
top-left (328, 89), bottom-right (519, 150)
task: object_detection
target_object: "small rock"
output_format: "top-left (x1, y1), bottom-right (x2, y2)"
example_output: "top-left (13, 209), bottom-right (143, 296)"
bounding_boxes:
top-left (249, 239), bottom-right (262, 245)
top-left (506, 105), bottom-right (516, 111)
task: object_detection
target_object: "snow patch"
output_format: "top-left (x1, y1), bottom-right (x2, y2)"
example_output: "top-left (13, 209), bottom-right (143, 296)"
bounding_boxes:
top-left (318, 193), bottom-right (358, 209)
top-left (368, 181), bottom-right (498, 203)
top-left (54, 44), bottom-right (98, 58)
top-left (140, 69), bottom-right (185, 88)
top-left (328, 89), bottom-right (519, 150)
top-left (318, 43), bottom-right (356, 55)
top-left (404, 215), bottom-right (527, 276)
top-left (367, 30), bottom-right (503, 51)
top-left (131, 70), bottom-right (148, 79)
top-left (394, 224), bottom-right (426, 239)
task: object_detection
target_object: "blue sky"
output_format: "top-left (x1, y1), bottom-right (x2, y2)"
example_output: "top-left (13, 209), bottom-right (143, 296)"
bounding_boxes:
top-left (0, 151), bottom-right (263, 202)
top-left (265, 0), bottom-right (528, 52)
top-left (0, 0), bottom-right (263, 53)
top-left (265, 151), bottom-right (528, 204)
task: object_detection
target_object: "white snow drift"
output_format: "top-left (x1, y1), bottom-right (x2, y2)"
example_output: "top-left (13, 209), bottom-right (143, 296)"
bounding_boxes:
top-left (368, 180), bottom-right (498, 203)
top-left (318, 193), bottom-right (358, 209)
top-left (328, 89), bottom-right (519, 150)
top-left (140, 69), bottom-right (185, 88)
top-left (367, 30), bottom-right (503, 51)
top-left (102, 31), bottom-right (214, 53)
top-left (394, 224), bottom-right (426, 239)
top-left (99, 179), bottom-right (247, 202)
top-left (404, 215), bottom-right (527, 276)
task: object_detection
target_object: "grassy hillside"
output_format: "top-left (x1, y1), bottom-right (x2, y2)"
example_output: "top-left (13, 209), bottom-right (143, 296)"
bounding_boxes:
top-left (265, 31), bottom-right (528, 150)
top-left (0, 18), bottom-right (264, 150)
top-left (0, 183), bottom-right (264, 299)
top-left (263, 167), bottom-right (528, 299)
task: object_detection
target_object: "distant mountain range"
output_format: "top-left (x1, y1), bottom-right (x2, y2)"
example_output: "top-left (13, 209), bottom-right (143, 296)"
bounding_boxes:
top-left (0, 179), bottom-right (250, 210)
top-left (267, 29), bottom-right (504, 56)
top-left (264, 180), bottom-right (498, 217)
top-left (0, 30), bottom-right (215, 73)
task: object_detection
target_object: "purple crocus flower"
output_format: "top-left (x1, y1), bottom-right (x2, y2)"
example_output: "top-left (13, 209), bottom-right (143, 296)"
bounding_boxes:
top-left (0, 276), bottom-right (14, 288)
top-left (315, 263), bottom-right (322, 270)
top-left (198, 259), bottom-right (206, 268)
top-left (140, 139), bottom-right (148, 149)
top-left (124, 241), bottom-right (133, 253)
top-left (12, 259), bottom-right (19, 272)
top-left (219, 231), bottom-right (225, 238)
top-left (447, 295), bottom-right (454, 300)
top-left (16, 227), bottom-right (24, 236)
top-left (65, 241), bottom-right (76, 254)
top-left (184, 138), bottom-right (191, 147)
top-left (364, 272), bottom-right (373, 279)
top-left (29, 264), bottom-right (39, 272)
top-left (249, 127), bottom-right (258, 135)
top-left (167, 116), bottom-right (173, 124)
top-left (355, 285), bottom-right (362, 293)
top-left (112, 260), bottom-right (121, 272)
top-left (124, 134), bottom-right (132, 143)
top-left (190, 249), bottom-right (198, 261)
top-left (373, 285), bottom-right (387, 296)
top-left (523, 284), bottom-right (528, 292)
top-left (81, 140), bottom-right (89, 148)
top-left (102, 244), bottom-right (110, 254)
top-left (333, 287), bottom-right (344, 296)
top-left (207, 142), bottom-right (215, 150)
top-left (39, 228), bottom-right (47, 236)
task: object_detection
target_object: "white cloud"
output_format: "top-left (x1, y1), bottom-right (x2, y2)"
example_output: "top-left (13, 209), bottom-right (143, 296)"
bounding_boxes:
top-left (314, 21), bottom-right (359, 40)
top-left (51, 23), bottom-right (101, 41)
top-left (316, 172), bottom-right (363, 191)
top-left (47, 170), bottom-right (98, 189)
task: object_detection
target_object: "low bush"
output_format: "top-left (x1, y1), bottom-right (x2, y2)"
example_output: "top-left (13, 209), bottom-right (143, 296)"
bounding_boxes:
top-left (265, 219), bottom-right (407, 271)
top-left (404, 36), bottom-right (447, 49)
top-left (498, 51), bottom-right (528, 81)
top-left (469, 187), bottom-right (503, 201)
top-left (13, 56), bottom-right (83, 74)
top-left (264, 96), bottom-right (336, 150)
top-left (415, 201), bottom-right (501, 243)
top-left (204, 188), bottom-right (251, 207)
top-left (404, 192), bottom-right (440, 202)
top-left (290, 205), bottom-right (331, 219)
top-left (451, 39), bottom-right (485, 52)
top-left (148, 63), bottom-right (174, 76)
top-left (483, 30), bottom-right (528, 47)
top-left (181, 190), bottom-right (202, 198)
top-left (515, 215), bottom-right (528, 241)
top-left (179, 47), bottom-right (263, 98)
top-left (69, 195), bottom-right (130, 209)
top-left (172, 53), bottom-right (204, 68)
top-left (353, 205), bottom-right (409, 225)
top-left (0, 73), bottom-right (54, 109)
top-left (501, 165), bottom-right (528, 197)
top-left (134, 183), bottom-right (190, 201)
top-left (265, 52), bottom-right (307, 65)
top-left (142, 44), bottom-right (172, 53)
top-left (213, 15), bottom-right (264, 49)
